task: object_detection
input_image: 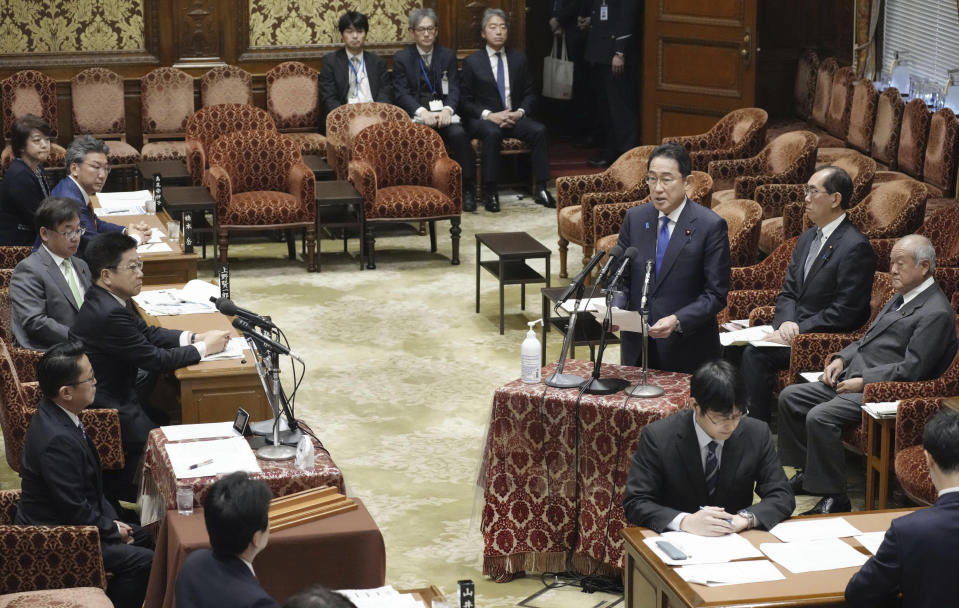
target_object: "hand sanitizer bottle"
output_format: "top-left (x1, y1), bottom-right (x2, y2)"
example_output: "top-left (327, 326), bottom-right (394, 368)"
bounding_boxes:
top-left (521, 319), bottom-right (544, 383)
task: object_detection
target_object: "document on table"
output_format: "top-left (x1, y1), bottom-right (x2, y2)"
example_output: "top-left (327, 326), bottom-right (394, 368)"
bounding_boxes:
top-left (675, 560), bottom-right (786, 586)
top-left (768, 516), bottom-right (862, 542)
top-left (589, 304), bottom-right (645, 332)
top-left (559, 297), bottom-right (605, 313)
top-left (854, 531), bottom-right (887, 555)
top-left (162, 421), bottom-right (238, 442)
top-left (338, 586), bottom-right (423, 608)
top-left (133, 280), bottom-right (220, 316)
top-left (137, 241), bottom-right (173, 254)
top-left (644, 531), bottom-right (763, 565)
top-left (800, 371), bottom-right (824, 383)
top-left (96, 190), bottom-right (153, 214)
top-left (201, 337), bottom-right (248, 361)
top-left (862, 401), bottom-right (900, 419)
top-left (165, 436), bottom-right (261, 479)
top-left (760, 538), bottom-right (869, 573)
top-left (718, 325), bottom-right (788, 347)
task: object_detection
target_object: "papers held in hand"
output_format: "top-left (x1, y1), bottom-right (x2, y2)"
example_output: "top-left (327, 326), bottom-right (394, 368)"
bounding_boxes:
top-left (589, 302), bottom-right (645, 332)
top-left (718, 325), bottom-right (789, 348)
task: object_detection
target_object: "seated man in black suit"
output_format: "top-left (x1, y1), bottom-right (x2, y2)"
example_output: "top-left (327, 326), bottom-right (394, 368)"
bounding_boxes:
top-left (461, 8), bottom-right (554, 212)
top-left (70, 232), bottom-right (230, 501)
top-left (393, 7), bottom-right (475, 211)
top-left (845, 409), bottom-right (959, 607)
top-left (739, 166), bottom-right (876, 421)
top-left (176, 472), bottom-right (280, 608)
top-left (319, 11), bottom-right (392, 119)
top-left (780, 234), bottom-right (959, 514)
top-left (624, 360), bottom-right (794, 535)
top-left (15, 342), bottom-right (154, 608)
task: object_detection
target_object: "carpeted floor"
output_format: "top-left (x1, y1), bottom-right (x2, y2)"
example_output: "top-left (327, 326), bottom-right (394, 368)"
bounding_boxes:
top-left (0, 187), bottom-right (874, 606)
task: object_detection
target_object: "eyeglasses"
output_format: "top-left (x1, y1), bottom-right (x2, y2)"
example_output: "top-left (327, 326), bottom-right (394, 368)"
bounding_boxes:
top-left (83, 162), bottom-right (111, 175)
top-left (109, 259), bottom-right (144, 273)
top-left (54, 226), bottom-right (86, 240)
top-left (70, 374), bottom-right (96, 386)
top-left (413, 26), bottom-right (437, 33)
top-left (645, 175), bottom-right (679, 187)
top-left (704, 408), bottom-right (748, 425)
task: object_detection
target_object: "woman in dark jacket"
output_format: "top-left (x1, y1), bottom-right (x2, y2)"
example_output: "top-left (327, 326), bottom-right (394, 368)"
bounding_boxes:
top-left (0, 114), bottom-right (52, 245)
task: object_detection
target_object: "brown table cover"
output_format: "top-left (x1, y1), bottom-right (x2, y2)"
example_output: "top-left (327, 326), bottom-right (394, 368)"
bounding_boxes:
top-left (481, 360), bottom-right (691, 580)
top-left (144, 500), bottom-right (385, 608)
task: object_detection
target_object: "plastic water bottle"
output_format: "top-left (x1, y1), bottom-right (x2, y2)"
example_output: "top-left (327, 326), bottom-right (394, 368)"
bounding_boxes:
top-left (521, 319), bottom-right (544, 383)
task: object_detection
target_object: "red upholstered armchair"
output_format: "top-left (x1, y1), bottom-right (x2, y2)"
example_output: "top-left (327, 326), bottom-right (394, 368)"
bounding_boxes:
top-left (0, 489), bottom-right (110, 602)
top-left (348, 121), bottom-right (463, 269)
top-left (207, 130), bottom-right (317, 272)
top-left (556, 145), bottom-right (654, 278)
top-left (266, 61), bottom-right (328, 157)
top-left (325, 102), bottom-right (410, 180)
top-left (712, 199), bottom-right (763, 267)
top-left (185, 104), bottom-right (277, 187)
top-left (874, 98), bottom-right (931, 181)
top-left (140, 67), bottom-right (194, 162)
top-left (870, 87), bottom-right (906, 170)
top-left (810, 57), bottom-right (839, 133)
top-left (201, 65), bottom-right (254, 107)
top-left (714, 236), bottom-right (796, 325)
top-left (0, 70), bottom-right (66, 173)
top-left (708, 131), bottom-right (818, 205)
top-left (871, 207), bottom-right (959, 272)
top-left (70, 68), bottom-right (141, 184)
top-left (818, 79), bottom-right (879, 162)
top-left (661, 108), bottom-right (768, 172)
top-left (817, 66), bottom-right (856, 147)
top-left (894, 397), bottom-right (948, 505)
top-left (0, 246), bottom-right (31, 269)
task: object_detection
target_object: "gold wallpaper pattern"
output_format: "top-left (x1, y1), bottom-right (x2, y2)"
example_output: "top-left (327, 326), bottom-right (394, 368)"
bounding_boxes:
top-left (0, 0), bottom-right (145, 54)
top-left (249, 0), bottom-right (419, 47)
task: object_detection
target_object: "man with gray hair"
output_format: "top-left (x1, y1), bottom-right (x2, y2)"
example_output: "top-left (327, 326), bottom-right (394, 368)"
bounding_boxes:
top-left (392, 8), bottom-right (475, 210)
top-left (778, 234), bottom-right (958, 514)
top-left (49, 135), bottom-right (148, 258)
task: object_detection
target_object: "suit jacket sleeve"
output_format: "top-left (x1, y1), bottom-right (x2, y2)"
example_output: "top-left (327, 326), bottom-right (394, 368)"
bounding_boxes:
top-left (622, 424), bottom-right (681, 532)
top-left (773, 238), bottom-right (807, 326)
top-left (742, 424), bottom-right (795, 530)
top-left (392, 51), bottom-right (420, 116)
top-left (460, 56), bottom-right (484, 120)
top-left (514, 53), bottom-right (537, 115)
top-left (614, 2), bottom-right (639, 55)
top-left (104, 306), bottom-right (201, 372)
top-left (10, 262), bottom-right (71, 347)
top-left (372, 54), bottom-right (393, 103)
top-left (39, 435), bottom-right (121, 543)
top-left (319, 57), bottom-right (343, 115)
top-left (844, 525), bottom-right (901, 608)
top-left (442, 50), bottom-right (462, 113)
top-left (674, 214), bottom-right (730, 333)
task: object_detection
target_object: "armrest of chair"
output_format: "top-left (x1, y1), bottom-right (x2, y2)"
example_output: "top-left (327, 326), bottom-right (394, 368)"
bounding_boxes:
top-left (734, 174), bottom-right (793, 201)
top-left (432, 156), bottom-right (463, 213)
top-left (895, 397), bottom-right (947, 452)
top-left (787, 334), bottom-right (850, 382)
top-left (348, 159), bottom-right (378, 207)
top-left (868, 238), bottom-right (895, 272)
top-left (0, 524), bottom-right (107, 593)
top-left (721, 290), bottom-right (778, 323)
top-left (749, 304), bottom-right (778, 326)
top-left (207, 166), bottom-right (233, 215)
top-left (78, 408), bottom-right (125, 471)
top-left (326, 140), bottom-right (350, 180)
top-left (184, 139), bottom-right (206, 187)
top-left (288, 162), bottom-right (316, 214)
top-left (754, 183), bottom-right (806, 220)
top-left (590, 199), bottom-right (645, 245)
top-left (688, 149), bottom-right (736, 173)
top-left (863, 375), bottom-right (956, 405)
top-left (555, 173), bottom-right (611, 210)
top-left (708, 156), bottom-right (764, 182)
top-left (7, 346), bottom-right (42, 383)
top-left (729, 262), bottom-right (783, 291)
top-left (581, 188), bottom-right (647, 245)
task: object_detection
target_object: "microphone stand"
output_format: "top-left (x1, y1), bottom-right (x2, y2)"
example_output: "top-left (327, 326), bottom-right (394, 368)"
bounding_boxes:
top-left (626, 291), bottom-right (665, 398)
top-left (546, 282), bottom-right (587, 388)
top-left (242, 324), bottom-right (303, 460)
top-left (581, 282), bottom-right (629, 395)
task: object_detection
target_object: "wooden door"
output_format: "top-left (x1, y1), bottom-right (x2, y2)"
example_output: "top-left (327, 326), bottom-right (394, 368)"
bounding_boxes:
top-left (642, 0), bottom-right (758, 143)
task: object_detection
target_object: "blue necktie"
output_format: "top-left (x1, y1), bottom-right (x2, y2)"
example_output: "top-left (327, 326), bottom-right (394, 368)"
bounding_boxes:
top-left (495, 52), bottom-right (507, 108)
top-left (704, 441), bottom-right (719, 495)
top-left (655, 216), bottom-right (670, 275)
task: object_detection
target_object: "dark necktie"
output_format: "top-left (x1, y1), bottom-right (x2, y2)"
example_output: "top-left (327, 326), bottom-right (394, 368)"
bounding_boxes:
top-left (803, 229), bottom-right (823, 279)
top-left (495, 52), bottom-right (507, 108)
top-left (888, 294), bottom-right (904, 314)
top-left (77, 420), bottom-right (88, 441)
top-left (704, 441), bottom-right (719, 495)
top-left (655, 216), bottom-right (670, 275)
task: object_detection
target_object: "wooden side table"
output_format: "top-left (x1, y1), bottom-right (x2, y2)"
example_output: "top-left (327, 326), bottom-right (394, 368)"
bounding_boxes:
top-left (161, 186), bottom-right (216, 256)
top-left (316, 180), bottom-right (365, 271)
top-left (137, 159), bottom-right (192, 190)
top-left (540, 286), bottom-right (620, 366)
top-left (302, 154), bottom-right (336, 181)
top-left (864, 407), bottom-right (897, 510)
top-left (476, 232), bottom-right (551, 334)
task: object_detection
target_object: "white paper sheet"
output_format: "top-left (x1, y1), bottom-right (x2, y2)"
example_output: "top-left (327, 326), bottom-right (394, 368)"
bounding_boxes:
top-left (589, 305), bottom-right (645, 332)
top-left (719, 325), bottom-right (774, 346)
top-left (137, 242), bottom-right (173, 254)
top-left (768, 517), bottom-right (862, 542)
top-left (800, 371), bottom-right (824, 383)
top-left (854, 531), bottom-right (887, 555)
top-left (644, 531), bottom-right (763, 565)
top-left (165, 436), bottom-right (261, 479)
top-left (760, 538), bottom-right (869, 573)
top-left (675, 559), bottom-right (786, 586)
top-left (98, 205), bottom-right (145, 216)
top-left (862, 401), bottom-right (899, 419)
top-left (97, 190), bottom-right (154, 209)
top-left (161, 421), bottom-right (237, 442)
top-left (133, 288), bottom-right (217, 316)
top-left (338, 586), bottom-right (423, 608)
top-left (201, 337), bottom-right (249, 361)
top-left (559, 297), bottom-right (605, 313)
top-left (147, 227), bottom-right (165, 243)
top-left (180, 279), bottom-right (221, 304)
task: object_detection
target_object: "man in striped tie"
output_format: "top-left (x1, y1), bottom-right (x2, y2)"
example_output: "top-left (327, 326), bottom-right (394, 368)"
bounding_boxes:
top-left (623, 360), bottom-right (794, 535)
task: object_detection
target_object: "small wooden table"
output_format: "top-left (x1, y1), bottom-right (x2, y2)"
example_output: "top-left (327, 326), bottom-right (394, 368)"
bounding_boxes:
top-left (864, 408), bottom-right (896, 510)
top-left (316, 180), bottom-right (365, 270)
top-left (303, 154), bottom-right (336, 181)
top-left (161, 186), bottom-right (216, 256)
top-left (137, 159), bottom-right (192, 190)
top-left (475, 232), bottom-right (551, 334)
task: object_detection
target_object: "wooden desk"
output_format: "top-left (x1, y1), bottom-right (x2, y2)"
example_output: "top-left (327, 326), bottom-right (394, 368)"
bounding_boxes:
top-left (622, 509), bottom-right (915, 608)
top-left (136, 287), bottom-right (271, 424)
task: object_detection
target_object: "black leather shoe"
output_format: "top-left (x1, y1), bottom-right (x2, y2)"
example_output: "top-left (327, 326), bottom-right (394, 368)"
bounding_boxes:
top-left (534, 189), bottom-right (556, 208)
top-left (801, 494), bottom-right (851, 515)
top-left (587, 158), bottom-right (611, 169)
top-left (463, 188), bottom-right (476, 212)
top-left (484, 192), bottom-right (501, 213)
top-left (788, 471), bottom-right (805, 494)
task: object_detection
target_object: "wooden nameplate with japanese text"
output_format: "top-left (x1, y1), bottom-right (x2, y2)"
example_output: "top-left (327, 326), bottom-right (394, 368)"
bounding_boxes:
top-left (268, 486), bottom-right (357, 532)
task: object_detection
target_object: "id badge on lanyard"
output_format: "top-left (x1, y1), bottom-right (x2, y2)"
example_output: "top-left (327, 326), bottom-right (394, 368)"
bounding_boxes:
top-left (600, 0), bottom-right (608, 21)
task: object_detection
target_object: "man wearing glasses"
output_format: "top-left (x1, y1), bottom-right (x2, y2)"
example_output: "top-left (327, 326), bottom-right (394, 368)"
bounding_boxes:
top-left (10, 197), bottom-right (93, 351)
top-left (49, 135), bottom-right (148, 258)
top-left (70, 233), bottom-right (230, 501)
top-left (624, 360), bottom-right (794, 535)
top-left (738, 166), bottom-right (875, 422)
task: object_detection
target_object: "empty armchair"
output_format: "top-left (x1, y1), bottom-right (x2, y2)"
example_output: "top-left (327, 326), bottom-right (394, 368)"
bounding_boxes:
top-left (325, 102), bottom-right (410, 180)
top-left (870, 87), bottom-right (906, 170)
top-left (809, 57), bottom-right (840, 134)
top-left (872, 207), bottom-right (959, 273)
top-left (140, 67), bottom-right (195, 161)
top-left (185, 104), bottom-right (277, 187)
top-left (817, 78), bottom-right (879, 163)
top-left (873, 98), bottom-right (931, 185)
top-left (70, 68), bottom-right (141, 184)
top-left (716, 237), bottom-right (798, 325)
top-left (266, 61), bottom-right (328, 157)
top-left (766, 49), bottom-right (820, 141)
top-left (662, 108), bottom-right (768, 172)
top-left (200, 65), bottom-right (254, 107)
top-left (712, 199), bottom-right (763, 266)
top-left (708, 131), bottom-right (818, 206)
top-left (348, 121), bottom-right (463, 269)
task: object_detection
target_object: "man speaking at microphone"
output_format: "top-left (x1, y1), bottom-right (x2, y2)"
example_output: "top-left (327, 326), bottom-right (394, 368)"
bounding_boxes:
top-left (613, 143), bottom-right (730, 373)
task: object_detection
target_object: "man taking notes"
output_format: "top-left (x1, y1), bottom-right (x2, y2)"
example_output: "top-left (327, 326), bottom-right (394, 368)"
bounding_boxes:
top-left (624, 360), bottom-right (794, 535)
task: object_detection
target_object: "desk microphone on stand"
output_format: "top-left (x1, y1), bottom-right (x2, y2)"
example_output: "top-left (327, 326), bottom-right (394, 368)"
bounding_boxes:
top-left (627, 259), bottom-right (665, 397)
top-left (582, 247), bottom-right (637, 395)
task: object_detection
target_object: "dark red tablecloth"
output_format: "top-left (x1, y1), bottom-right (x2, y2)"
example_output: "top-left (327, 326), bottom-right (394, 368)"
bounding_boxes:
top-left (480, 360), bottom-right (691, 579)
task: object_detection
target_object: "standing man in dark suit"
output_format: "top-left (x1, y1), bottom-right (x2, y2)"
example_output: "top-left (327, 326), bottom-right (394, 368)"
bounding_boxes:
top-left (461, 8), bottom-right (555, 213)
top-left (70, 232), bottom-right (230, 500)
top-left (319, 11), bottom-right (392, 119)
top-left (624, 360), bottom-right (794, 534)
top-left (49, 135), bottom-right (149, 258)
top-left (584, 0), bottom-right (639, 168)
top-left (740, 166), bottom-right (876, 421)
top-left (11, 197), bottom-right (93, 351)
top-left (780, 234), bottom-right (959, 514)
top-left (0, 114), bottom-right (52, 245)
top-left (549, 0), bottom-right (597, 147)
top-left (393, 8), bottom-right (475, 211)
top-left (15, 342), bottom-right (154, 608)
top-left (176, 472), bottom-right (280, 608)
top-left (615, 143), bottom-right (730, 374)
top-left (845, 409), bottom-right (959, 607)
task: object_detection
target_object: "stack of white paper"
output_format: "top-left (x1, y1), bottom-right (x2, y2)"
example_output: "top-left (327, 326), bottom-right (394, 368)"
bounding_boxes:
top-left (760, 538), bottom-right (869, 573)
top-left (134, 289), bottom-right (215, 316)
top-left (676, 560), bottom-right (786, 586)
top-left (768, 517), bottom-right (862, 542)
top-left (644, 531), bottom-right (763, 566)
top-left (559, 297), bottom-right (605, 313)
top-left (137, 242), bottom-right (173, 254)
top-left (97, 190), bottom-right (153, 215)
top-left (201, 337), bottom-right (249, 361)
top-left (854, 531), bottom-right (887, 555)
top-left (162, 421), bottom-right (237, 442)
top-left (718, 325), bottom-right (786, 347)
top-left (338, 586), bottom-right (423, 608)
top-left (165, 436), bottom-right (261, 479)
top-left (800, 371), bottom-right (824, 383)
top-left (589, 305), bottom-right (645, 332)
top-left (862, 401), bottom-right (899, 419)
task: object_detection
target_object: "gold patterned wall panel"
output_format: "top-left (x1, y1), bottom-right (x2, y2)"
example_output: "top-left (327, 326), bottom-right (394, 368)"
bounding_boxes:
top-left (249, 0), bottom-right (420, 47)
top-left (0, 0), bottom-right (146, 54)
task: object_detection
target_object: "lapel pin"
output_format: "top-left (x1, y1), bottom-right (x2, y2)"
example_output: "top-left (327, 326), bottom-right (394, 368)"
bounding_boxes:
top-left (685, 229), bottom-right (691, 236)
top-left (645, 222), bottom-right (650, 229)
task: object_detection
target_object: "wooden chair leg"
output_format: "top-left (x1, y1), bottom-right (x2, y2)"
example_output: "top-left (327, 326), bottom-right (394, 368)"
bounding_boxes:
top-left (365, 223), bottom-right (376, 270)
top-left (306, 226), bottom-right (317, 272)
top-left (558, 237), bottom-right (569, 278)
top-left (429, 221), bottom-right (437, 252)
top-left (286, 229), bottom-right (296, 259)
top-left (582, 246), bottom-right (594, 286)
top-left (418, 221), bottom-right (427, 236)
top-left (450, 217), bottom-right (461, 265)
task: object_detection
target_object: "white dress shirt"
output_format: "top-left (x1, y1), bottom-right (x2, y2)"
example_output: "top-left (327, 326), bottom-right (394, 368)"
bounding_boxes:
top-left (346, 51), bottom-right (374, 103)
top-left (481, 46), bottom-right (525, 119)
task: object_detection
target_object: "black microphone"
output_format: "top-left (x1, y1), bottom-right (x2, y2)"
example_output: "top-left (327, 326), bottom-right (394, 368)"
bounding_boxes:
top-left (639, 259), bottom-right (654, 311)
top-left (608, 246), bottom-right (639, 289)
top-left (232, 318), bottom-right (303, 363)
top-left (555, 248), bottom-right (607, 305)
top-left (594, 244), bottom-right (625, 286)
top-left (211, 296), bottom-right (276, 329)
